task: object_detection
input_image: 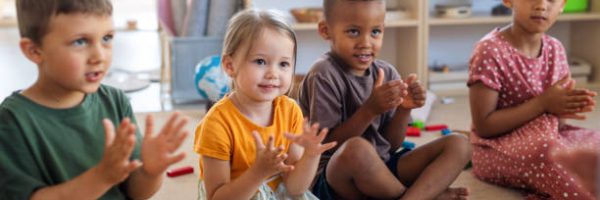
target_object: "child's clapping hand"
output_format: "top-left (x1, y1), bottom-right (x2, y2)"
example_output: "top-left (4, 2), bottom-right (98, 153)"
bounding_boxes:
top-left (400, 74), bottom-right (426, 109)
top-left (285, 119), bottom-right (337, 157)
top-left (541, 76), bottom-right (597, 120)
top-left (249, 132), bottom-right (295, 179)
top-left (140, 112), bottom-right (189, 176)
top-left (96, 118), bottom-right (142, 185)
top-left (364, 68), bottom-right (408, 115)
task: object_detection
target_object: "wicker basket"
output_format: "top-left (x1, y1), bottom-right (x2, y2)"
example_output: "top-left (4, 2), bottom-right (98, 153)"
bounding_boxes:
top-left (290, 8), bottom-right (323, 23)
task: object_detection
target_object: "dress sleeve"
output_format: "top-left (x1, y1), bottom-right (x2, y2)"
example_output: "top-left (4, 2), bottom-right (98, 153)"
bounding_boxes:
top-left (467, 41), bottom-right (503, 92)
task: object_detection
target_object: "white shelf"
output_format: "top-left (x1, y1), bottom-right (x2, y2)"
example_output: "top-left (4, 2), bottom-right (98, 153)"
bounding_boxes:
top-left (0, 18), bottom-right (16, 27)
top-left (429, 12), bottom-right (600, 26)
top-left (292, 19), bottom-right (420, 31)
top-left (429, 71), bottom-right (468, 83)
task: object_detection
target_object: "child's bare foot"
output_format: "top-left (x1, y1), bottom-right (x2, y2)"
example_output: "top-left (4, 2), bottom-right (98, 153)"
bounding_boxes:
top-left (434, 187), bottom-right (469, 200)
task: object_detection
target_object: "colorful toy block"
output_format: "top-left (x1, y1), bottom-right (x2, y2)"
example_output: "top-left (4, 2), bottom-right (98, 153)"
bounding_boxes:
top-left (402, 141), bottom-right (416, 149)
top-left (406, 127), bottom-right (421, 137)
top-left (441, 128), bottom-right (452, 136)
top-left (425, 124), bottom-right (449, 131)
top-left (410, 120), bottom-right (425, 130)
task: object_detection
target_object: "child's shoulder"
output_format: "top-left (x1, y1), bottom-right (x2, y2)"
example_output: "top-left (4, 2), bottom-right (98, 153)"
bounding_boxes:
top-left (307, 53), bottom-right (343, 77)
top-left (274, 95), bottom-right (301, 110)
top-left (475, 29), bottom-right (506, 50)
top-left (372, 59), bottom-right (398, 74)
top-left (543, 34), bottom-right (565, 51)
top-left (96, 84), bottom-right (127, 100)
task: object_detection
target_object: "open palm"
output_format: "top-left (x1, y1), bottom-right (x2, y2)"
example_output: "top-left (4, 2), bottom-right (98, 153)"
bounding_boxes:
top-left (141, 113), bottom-right (189, 176)
top-left (285, 119), bottom-right (337, 157)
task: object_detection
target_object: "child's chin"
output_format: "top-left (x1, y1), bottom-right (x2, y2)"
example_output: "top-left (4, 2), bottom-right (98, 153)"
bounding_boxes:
top-left (81, 84), bottom-right (102, 94)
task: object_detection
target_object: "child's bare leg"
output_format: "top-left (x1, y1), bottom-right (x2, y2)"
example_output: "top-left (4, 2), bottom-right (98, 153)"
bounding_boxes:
top-left (326, 137), bottom-right (406, 200)
top-left (395, 134), bottom-right (472, 200)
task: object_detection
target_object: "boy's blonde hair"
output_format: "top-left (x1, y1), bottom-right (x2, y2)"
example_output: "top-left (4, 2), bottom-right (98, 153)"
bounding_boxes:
top-left (16, 0), bottom-right (112, 45)
top-left (222, 9), bottom-right (298, 93)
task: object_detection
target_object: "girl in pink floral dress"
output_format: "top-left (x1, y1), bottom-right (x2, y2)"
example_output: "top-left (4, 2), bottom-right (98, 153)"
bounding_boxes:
top-left (467, 0), bottom-right (599, 199)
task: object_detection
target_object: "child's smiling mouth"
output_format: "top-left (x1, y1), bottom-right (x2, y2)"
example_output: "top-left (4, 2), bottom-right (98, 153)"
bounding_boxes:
top-left (354, 53), bottom-right (373, 63)
top-left (85, 71), bottom-right (104, 82)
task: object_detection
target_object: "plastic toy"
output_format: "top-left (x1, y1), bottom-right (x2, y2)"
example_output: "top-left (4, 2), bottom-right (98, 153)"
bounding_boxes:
top-left (406, 127), bottom-right (421, 137)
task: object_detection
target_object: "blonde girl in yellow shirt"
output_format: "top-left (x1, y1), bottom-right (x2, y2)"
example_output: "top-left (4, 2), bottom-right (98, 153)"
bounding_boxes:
top-left (194, 9), bottom-right (337, 200)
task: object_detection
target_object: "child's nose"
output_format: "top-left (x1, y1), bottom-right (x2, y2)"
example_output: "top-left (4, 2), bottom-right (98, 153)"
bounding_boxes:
top-left (357, 35), bottom-right (372, 48)
top-left (89, 44), bottom-right (108, 64)
top-left (533, 0), bottom-right (548, 11)
top-left (265, 65), bottom-right (278, 79)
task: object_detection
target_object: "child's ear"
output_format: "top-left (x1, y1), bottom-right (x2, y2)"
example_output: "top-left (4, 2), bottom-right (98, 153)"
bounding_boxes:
top-left (221, 55), bottom-right (236, 77)
top-left (318, 21), bottom-right (330, 40)
top-left (19, 38), bottom-right (43, 65)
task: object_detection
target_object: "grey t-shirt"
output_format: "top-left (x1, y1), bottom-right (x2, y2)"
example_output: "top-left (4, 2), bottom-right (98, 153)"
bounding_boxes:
top-left (299, 52), bottom-right (402, 169)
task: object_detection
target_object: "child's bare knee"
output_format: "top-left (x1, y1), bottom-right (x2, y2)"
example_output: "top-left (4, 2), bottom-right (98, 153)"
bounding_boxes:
top-left (445, 134), bottom-right (472, 160)
top-left (336, 137), bottom-right (376, 165)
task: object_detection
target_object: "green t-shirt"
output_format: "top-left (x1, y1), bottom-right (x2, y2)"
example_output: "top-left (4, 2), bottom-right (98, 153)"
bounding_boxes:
top-left (0, 85), bottom-right (141, 200)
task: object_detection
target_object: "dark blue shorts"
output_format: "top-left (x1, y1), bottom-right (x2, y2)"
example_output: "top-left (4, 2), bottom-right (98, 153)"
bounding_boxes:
top-left (311, 148), bottom-right (411, 200)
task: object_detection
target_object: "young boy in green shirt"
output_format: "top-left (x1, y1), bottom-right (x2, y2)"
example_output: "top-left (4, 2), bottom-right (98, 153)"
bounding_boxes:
top-left (0, 0), bottom-right (189, 199)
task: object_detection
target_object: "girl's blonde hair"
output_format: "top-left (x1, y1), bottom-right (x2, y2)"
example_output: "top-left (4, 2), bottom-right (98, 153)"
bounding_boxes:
top-left (222, 9), bottom-right (298, 94)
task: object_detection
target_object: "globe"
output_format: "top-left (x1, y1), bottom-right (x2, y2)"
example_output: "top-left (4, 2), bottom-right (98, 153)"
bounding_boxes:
top-left (194, 55), bottom-right (230, 102)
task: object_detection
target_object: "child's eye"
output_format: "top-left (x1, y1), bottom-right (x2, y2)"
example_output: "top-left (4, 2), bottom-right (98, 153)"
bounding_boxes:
top-left (72, 38), bottom-right (88, 47)
top-left (254, 58), bottom-right (267, 65)
top-left (279, 61), bottom-right (291, 69)
top-left (345, 29), bottom-right (359, 37)
top-left (102, 34), bottom-right (114, 44)
top-left (371, 29), bottom-right (382, 37)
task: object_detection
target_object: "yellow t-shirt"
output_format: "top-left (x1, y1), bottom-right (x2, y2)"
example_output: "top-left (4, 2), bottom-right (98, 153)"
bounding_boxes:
top-left (194, 95), bottom-right (304, 190)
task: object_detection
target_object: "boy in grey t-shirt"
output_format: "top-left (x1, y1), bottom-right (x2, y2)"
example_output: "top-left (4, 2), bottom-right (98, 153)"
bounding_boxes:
top-left (298, 0), bottom-right (472, 199)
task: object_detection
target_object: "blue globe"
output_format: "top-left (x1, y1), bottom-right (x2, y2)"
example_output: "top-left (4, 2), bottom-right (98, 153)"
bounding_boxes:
top-left (194, 55), bottom-right (230, 102)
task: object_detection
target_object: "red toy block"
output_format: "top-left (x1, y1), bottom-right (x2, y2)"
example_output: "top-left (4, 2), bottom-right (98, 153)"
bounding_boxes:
top-left (425, 124), bottom-right (448, 131)
top-left (406, 127), bottom-right (421, 137)
top-left (167, 166), bottom-right (194, 177)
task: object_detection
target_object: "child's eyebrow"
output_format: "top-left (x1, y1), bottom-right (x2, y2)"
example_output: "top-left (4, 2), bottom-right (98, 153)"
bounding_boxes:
top-left (67, 30), bottom-right (114, 39)
top-left (249, 53), bottom-right (292, 60)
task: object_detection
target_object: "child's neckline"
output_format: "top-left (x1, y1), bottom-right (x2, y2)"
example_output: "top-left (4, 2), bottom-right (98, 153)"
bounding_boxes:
top-left (225, 95), bottom-right (278, 129)
top-left (12, 90), bottom-right (92, 115)
top-left (494, 28), bottom-right (546, 61)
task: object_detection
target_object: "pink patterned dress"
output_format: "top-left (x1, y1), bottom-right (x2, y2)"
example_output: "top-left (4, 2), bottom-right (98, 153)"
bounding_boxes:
top-left (468, 29), bottom-right (600, 199)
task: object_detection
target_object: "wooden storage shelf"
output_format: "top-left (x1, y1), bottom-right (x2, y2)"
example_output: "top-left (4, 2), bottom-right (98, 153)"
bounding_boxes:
top-left (292, 19), bottom-right (420, 31)
top-left (429, 12), bottom-right (600, 26)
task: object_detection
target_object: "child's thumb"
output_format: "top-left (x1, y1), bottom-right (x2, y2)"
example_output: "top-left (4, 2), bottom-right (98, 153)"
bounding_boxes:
top-left (375, 68), bottom-right (384, 87)
top-left (555, 75), bottom-right (571, 88)
top-left (405, 73), bottom-right (418, 85)
top-left (102, 119), bottom-right (115, 147)
top-left (566, 79), bottom-right (576, 90)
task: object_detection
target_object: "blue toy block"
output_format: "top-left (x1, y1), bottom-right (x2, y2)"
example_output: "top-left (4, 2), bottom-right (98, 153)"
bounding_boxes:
top-left (441, 128), bottom-right (452, 136)
top-left (402, 141), bottom-right (416, 149)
